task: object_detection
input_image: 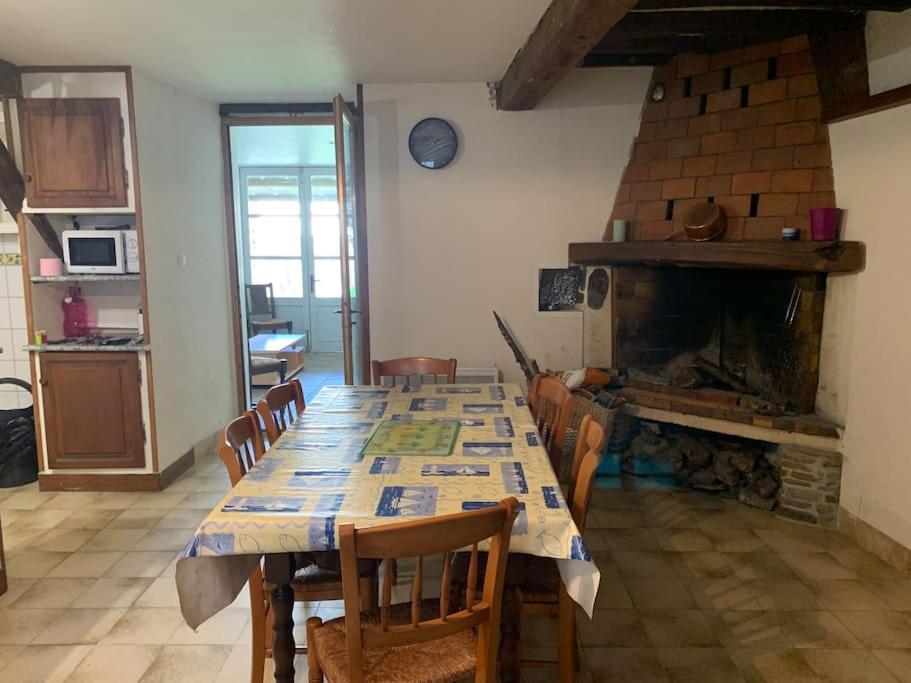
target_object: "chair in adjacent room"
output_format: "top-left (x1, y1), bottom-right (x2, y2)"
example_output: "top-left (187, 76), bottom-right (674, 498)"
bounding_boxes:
top-left (257, 380), bottom-right (306, 444)
top-left (527, 374), bottom-right (577, 476)
top-left (246, 283), bottom-right (293, 336)
top-left (306, 498), bottom-right (520, 683)
top-left (218, 410), bottom-right (378, 683)
top-left (449, 417), bottom-right (605, 683)
top-left (371, 357), bottom-right (457, 386)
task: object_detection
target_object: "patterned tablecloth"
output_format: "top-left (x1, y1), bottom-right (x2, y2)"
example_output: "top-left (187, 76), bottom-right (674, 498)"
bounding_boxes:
top-left (176, 383), bottom-right (600, 629)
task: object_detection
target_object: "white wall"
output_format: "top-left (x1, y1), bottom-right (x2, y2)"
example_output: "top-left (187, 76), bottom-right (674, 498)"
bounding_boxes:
top-left (820, 103), bottom-right (911, 550)
top-left (132, 70), bottom-right (235, 469)
top-left (363, 70), bottom-right (651, 382)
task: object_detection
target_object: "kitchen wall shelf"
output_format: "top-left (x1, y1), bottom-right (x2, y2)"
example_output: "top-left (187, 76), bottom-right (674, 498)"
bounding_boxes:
top-left (31, 274), bottom-right (141, 283)
top-left (24, 342), bottom-right (150, 353)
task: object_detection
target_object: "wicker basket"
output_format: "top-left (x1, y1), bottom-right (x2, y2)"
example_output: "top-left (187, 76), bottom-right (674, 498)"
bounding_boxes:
top-left (560, 391), bottom-right (620, 481)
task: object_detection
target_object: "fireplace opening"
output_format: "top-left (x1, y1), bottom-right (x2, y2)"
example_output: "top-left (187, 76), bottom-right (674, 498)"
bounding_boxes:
top-left (612, 266), bottom-right (826, 416)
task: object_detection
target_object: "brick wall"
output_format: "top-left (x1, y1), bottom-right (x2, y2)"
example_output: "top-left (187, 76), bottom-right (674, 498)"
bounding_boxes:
top-left (606, 35), bottom-right (837, 241)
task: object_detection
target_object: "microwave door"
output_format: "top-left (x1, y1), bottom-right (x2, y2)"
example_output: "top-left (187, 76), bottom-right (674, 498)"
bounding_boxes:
top-left (64, 234), bottom-right (125, 274)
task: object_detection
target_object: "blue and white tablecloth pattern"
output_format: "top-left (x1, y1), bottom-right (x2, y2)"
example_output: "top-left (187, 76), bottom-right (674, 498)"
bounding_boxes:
top-left (176, 383), bottom-right (600, 629)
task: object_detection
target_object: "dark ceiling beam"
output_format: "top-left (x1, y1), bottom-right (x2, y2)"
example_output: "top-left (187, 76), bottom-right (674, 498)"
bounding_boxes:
top-left (580, 52), bottom-right (672, 67)
top-left (634, 0), bottom-right (909, 9)
top-left (591, 8), bottom-right (864, 54)
top-left (597, 8), bottom-right (864, 45)
top-left (0, 139), bottom-right (62, 257)
top-left (0, 59), bottom-right (21, 98)
top-left (808, 29), bottom-right (871, 122)
top-left (497, 0), bottom-right (640, 111)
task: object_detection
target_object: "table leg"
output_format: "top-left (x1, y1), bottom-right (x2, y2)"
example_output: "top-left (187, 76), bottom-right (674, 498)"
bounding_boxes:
top-left (265, 553), bottom-right (295, 683)
top-left (500, 586), bottom-right (522, 683)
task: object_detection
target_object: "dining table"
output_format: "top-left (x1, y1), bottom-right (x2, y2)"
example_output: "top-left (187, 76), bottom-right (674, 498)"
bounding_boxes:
top-left (176, 382), bottom-right (600, 682)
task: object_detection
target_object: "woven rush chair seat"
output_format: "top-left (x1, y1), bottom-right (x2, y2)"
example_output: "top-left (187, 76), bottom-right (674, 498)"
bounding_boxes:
top-left (311, 599), bottom-right (475, 683)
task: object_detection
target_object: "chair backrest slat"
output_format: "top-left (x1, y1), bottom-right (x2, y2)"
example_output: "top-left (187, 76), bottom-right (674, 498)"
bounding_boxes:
top-left (466, 542), bottom-right (478, 611)
top-left (571, 447), bottom-right (604, 535)
top-left (567, 415), bottom-right (606, 505)
top-left (257, 380), bottom-right (305, 444)
top-left (372, 357), bottom-right (457, 386)
top-left (528, 374), bottom-right (577, 476)
top-left (338, 499), bottom-right (519, 682)
top-left (218, 410), bottom-right (265, 486)
top-left (411, 555), bottom-right (423, 627)
top-left (440, 551), bottom-right (453, 622)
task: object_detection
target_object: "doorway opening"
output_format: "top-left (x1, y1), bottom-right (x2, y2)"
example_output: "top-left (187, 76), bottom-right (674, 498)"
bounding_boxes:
top-left (221, 97), bottom-right (369, 411)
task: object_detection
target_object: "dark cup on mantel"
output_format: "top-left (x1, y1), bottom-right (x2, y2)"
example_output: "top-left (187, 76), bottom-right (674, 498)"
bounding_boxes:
top-left (809, 208), bottom-right (842, 241)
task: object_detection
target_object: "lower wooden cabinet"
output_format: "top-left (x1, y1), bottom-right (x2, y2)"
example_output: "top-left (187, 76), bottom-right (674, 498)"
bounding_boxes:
top-left (40, 352), bottom-right (145, 469)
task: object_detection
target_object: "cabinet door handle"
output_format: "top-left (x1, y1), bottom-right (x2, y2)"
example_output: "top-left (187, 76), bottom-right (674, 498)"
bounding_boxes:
top-left (39, 378), bottom-right (48, 387)
top-left (24, 174), bottom-right (32, 183)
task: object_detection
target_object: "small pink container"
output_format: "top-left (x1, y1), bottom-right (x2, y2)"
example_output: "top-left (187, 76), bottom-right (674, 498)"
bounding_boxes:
top-left (809, 208), bottom-right (842, 241)
top-left (39, 258), bottom-right (63, 276)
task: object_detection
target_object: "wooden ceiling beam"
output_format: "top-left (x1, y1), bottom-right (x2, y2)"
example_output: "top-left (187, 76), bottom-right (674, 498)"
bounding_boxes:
top-left (596, 9), bottom-right (863, 45)
top-left (809, 29), bottom-right (870, 123)
top-left (0, 60), bottom-right (21, 98)
top-left (589, 9), bottom-right (864, 55)
top-left (634, 0), bottom-right (909, 9)
top-left (497, 0), bottom-right (640, 111)
top-left (0, 139), bottom-right (63, 257)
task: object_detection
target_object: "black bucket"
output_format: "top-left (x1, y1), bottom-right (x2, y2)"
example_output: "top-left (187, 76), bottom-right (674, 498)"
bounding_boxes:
top-left (0, 378), bottom-right (38, 488)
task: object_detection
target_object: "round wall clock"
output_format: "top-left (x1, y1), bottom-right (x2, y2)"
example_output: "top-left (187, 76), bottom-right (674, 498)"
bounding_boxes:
top-left (408, 117), bottom-right (458, 169)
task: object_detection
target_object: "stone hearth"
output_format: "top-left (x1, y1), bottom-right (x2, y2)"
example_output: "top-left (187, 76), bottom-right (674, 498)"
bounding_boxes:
top-left (612, 415), bottom-right (842, 527)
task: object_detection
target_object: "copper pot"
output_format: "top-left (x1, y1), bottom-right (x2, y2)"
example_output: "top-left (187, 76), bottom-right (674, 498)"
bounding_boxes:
top-left (683, 203), bottom-right (726, 241)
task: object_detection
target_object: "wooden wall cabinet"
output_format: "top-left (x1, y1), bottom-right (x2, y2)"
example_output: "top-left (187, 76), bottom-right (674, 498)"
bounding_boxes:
top-left (19, 97), bottom-right (128, 208)
top-left (40, 352), bottom-right (145, 469)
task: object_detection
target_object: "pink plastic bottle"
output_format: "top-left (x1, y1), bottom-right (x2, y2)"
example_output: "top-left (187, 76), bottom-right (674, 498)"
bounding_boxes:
top-left (62, 286), bottom-right (90, 337)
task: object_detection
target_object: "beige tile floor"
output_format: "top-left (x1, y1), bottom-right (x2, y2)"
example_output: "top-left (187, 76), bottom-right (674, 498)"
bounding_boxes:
top-left (1, 460), bottom-right (911, 682)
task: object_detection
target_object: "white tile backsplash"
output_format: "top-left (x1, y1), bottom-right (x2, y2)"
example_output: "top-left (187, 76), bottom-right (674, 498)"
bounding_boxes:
top-left (0, 360), bottom-right (16, 385)
top-left (0, 234), bottom-right (21, 254)
top-left (8, 297), bottom-right (26, 330)
top-left (0, 328), bottom-right (12, 360)
top-left (13, 360), bottom-right (30, 384)
top-left (11, 328), bottom-right (28, 360)
top-left (7, 265), bottom-right (23, 298)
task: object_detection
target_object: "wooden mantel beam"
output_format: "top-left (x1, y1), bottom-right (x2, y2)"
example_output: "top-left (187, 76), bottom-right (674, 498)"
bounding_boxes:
top-left (497, 0), bottom-right (639, 111)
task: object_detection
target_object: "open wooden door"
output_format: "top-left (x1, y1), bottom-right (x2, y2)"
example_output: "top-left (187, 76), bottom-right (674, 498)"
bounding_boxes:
top-left (333, 94), bottom-right (367, 384)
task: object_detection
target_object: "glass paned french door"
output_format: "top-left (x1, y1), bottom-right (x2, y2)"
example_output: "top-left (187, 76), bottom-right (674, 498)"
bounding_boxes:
top-left (240, 167), bottom-right (341, 354)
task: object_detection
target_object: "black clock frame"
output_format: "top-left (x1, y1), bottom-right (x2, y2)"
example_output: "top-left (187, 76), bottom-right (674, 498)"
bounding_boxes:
top-left (408, 117), bottom-right (458, 170)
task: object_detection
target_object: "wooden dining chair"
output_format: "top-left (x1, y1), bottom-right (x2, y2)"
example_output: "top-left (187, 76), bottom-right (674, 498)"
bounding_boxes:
top-left (306, 498), bottom-right (520, 683)
top-left (448, 444), bottom-right (603, 683)
top-left (566, 415), bottom-right (606, 505)
top-left (528, 374), bottom-right (577, 476)
top-left (217, 411), bottom-right (377, 683)
top-left (371, 357), bottom-right (457, 386)
top-left (257, 379), bottom-right (306, 444)
top-left (518, 448), bottom-right (601, 682)
top-left (218, 411), bottom-right (265, 484)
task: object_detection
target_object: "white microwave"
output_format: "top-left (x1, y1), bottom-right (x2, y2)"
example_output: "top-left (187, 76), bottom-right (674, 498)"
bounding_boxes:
top-left (62, 230), bottom-right (140, 274)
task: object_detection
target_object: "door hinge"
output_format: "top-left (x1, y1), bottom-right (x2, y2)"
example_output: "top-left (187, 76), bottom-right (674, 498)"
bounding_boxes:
top-left (137, 366), bottom-right (143, 387)
top-left (141, 422), bottom-right (147, 444)
top-left (120, 116), bottom-right (125, 139)
top-left (123, 167), bottom-right (130, 190)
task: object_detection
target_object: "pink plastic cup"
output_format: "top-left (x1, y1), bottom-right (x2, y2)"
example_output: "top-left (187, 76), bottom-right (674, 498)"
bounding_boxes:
top-left (809, 208), bottom-right (842, 241)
